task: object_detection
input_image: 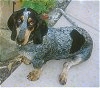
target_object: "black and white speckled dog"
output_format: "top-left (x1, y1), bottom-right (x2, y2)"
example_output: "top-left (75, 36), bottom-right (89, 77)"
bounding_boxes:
top-left (7, 8), bottom-right (93, 85)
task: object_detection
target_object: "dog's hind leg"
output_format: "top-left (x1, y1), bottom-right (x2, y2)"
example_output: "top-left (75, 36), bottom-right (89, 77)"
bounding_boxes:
top-left (59, 55), bottom-right (84, 85)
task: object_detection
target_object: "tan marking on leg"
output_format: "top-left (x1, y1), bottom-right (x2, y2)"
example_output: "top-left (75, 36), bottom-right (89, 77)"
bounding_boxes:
top-left (14, 55), bottom-right (31, 65)
top-left (7, 55), bottom-right (31, 71)
top-left (59, 57), bottom-right (82, 85)
top-left (21, 56), bottom-right (31, 65)
top-left (59, 63), bottom-right (68, 85)
top-left (7, 55), bottom-right (23, 71)
top-left (27, 68), bottom-right (42, 81)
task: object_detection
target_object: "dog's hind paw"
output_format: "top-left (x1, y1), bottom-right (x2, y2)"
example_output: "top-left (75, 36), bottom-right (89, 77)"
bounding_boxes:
top-left (59, 73), bottom-right (67, 85)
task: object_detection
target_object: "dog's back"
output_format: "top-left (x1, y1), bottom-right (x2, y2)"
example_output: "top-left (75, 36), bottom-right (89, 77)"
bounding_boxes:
top-left (43, 26), bottom-right (93, 60)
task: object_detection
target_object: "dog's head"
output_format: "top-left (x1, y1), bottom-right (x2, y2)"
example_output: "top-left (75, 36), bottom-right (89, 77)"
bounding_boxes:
top-left (7, 8), bottom-right (48, 45)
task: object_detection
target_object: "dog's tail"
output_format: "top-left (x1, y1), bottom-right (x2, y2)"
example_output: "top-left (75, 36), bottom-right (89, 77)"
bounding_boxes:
top-left (56, 8), bottom-right (77, 26)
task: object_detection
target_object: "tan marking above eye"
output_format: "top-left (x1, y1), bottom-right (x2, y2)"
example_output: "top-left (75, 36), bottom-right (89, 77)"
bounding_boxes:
top-left (28, 18), bottom-right (33, 22)
top-left (20, 16), bottom-right (24, 20)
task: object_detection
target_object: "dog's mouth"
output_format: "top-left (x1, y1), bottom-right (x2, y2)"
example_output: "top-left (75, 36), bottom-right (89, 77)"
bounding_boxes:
top-left (16, 38), bottom-right (33, 46)
top-left (16, 38), bottom-right (25, 45)
top-left (16, 27), bottom-right (34, 45)
top-left (16, 34), bottom-right (29, 45)
top-left (16, 34), bottom-right (31, 45)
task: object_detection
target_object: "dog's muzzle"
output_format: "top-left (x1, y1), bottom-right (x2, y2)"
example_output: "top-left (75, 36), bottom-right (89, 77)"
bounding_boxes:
top-left (16, 14), bottom-right (28, 45)
top-left (17, 29), bottom-right (26, 44)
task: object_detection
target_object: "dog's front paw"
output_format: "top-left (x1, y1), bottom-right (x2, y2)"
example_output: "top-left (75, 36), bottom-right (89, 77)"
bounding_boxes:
top-left (27, 69), bottom-right (41, 81)
top-left (59, 73), bottom-right (67, 85)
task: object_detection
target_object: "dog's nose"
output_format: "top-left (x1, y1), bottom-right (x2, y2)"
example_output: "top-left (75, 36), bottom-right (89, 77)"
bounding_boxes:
top-left (17, 37), bottom-right (24, 44)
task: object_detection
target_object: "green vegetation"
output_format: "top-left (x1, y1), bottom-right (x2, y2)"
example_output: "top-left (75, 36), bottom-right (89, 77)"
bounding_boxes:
top-left (21, 0), bottom-right (56, 14)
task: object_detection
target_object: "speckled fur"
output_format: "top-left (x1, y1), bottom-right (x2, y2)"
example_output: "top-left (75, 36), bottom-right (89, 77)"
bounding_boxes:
top-left (19, 26), bottom-right (93, 68)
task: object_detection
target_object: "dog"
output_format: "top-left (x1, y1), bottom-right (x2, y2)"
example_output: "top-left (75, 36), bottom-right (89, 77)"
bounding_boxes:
top-left (7, 8), bottom-right (93, 85)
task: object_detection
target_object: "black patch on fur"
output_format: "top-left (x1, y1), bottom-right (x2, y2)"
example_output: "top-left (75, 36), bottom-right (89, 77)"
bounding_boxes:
top-left (70, 29), bottom-right (85, 54)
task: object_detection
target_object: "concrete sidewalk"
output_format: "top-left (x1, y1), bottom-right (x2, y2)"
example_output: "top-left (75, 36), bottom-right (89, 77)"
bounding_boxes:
top-left (1, 1), bottom-right (99, 87)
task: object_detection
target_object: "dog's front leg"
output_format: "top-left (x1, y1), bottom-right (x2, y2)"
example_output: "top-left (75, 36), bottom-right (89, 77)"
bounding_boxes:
top-left (21, 56), bottom-right (31, 65)
top-left (27, 68), bottom-right (42, 81)
top-left (12, 55), bottom-right (31, 65)
top-left (8, 55), bottom-right (31, 71)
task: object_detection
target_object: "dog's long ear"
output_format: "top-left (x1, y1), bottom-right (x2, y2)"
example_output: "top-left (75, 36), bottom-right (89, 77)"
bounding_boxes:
top-left (33, 19), bottom-right (48, 44)
top-left (7, 9), bottom-right (24, 41)
top-left (20, 8), bottom-right (48, 44)
top-left (7, 13), bottom-right (17, 41)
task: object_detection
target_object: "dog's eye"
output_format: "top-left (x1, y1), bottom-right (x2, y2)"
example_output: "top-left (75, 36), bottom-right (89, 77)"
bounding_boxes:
top-left (17, 19), bottom-right (22, 23)
top-left (30, 22), bottom-right (34, 26)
